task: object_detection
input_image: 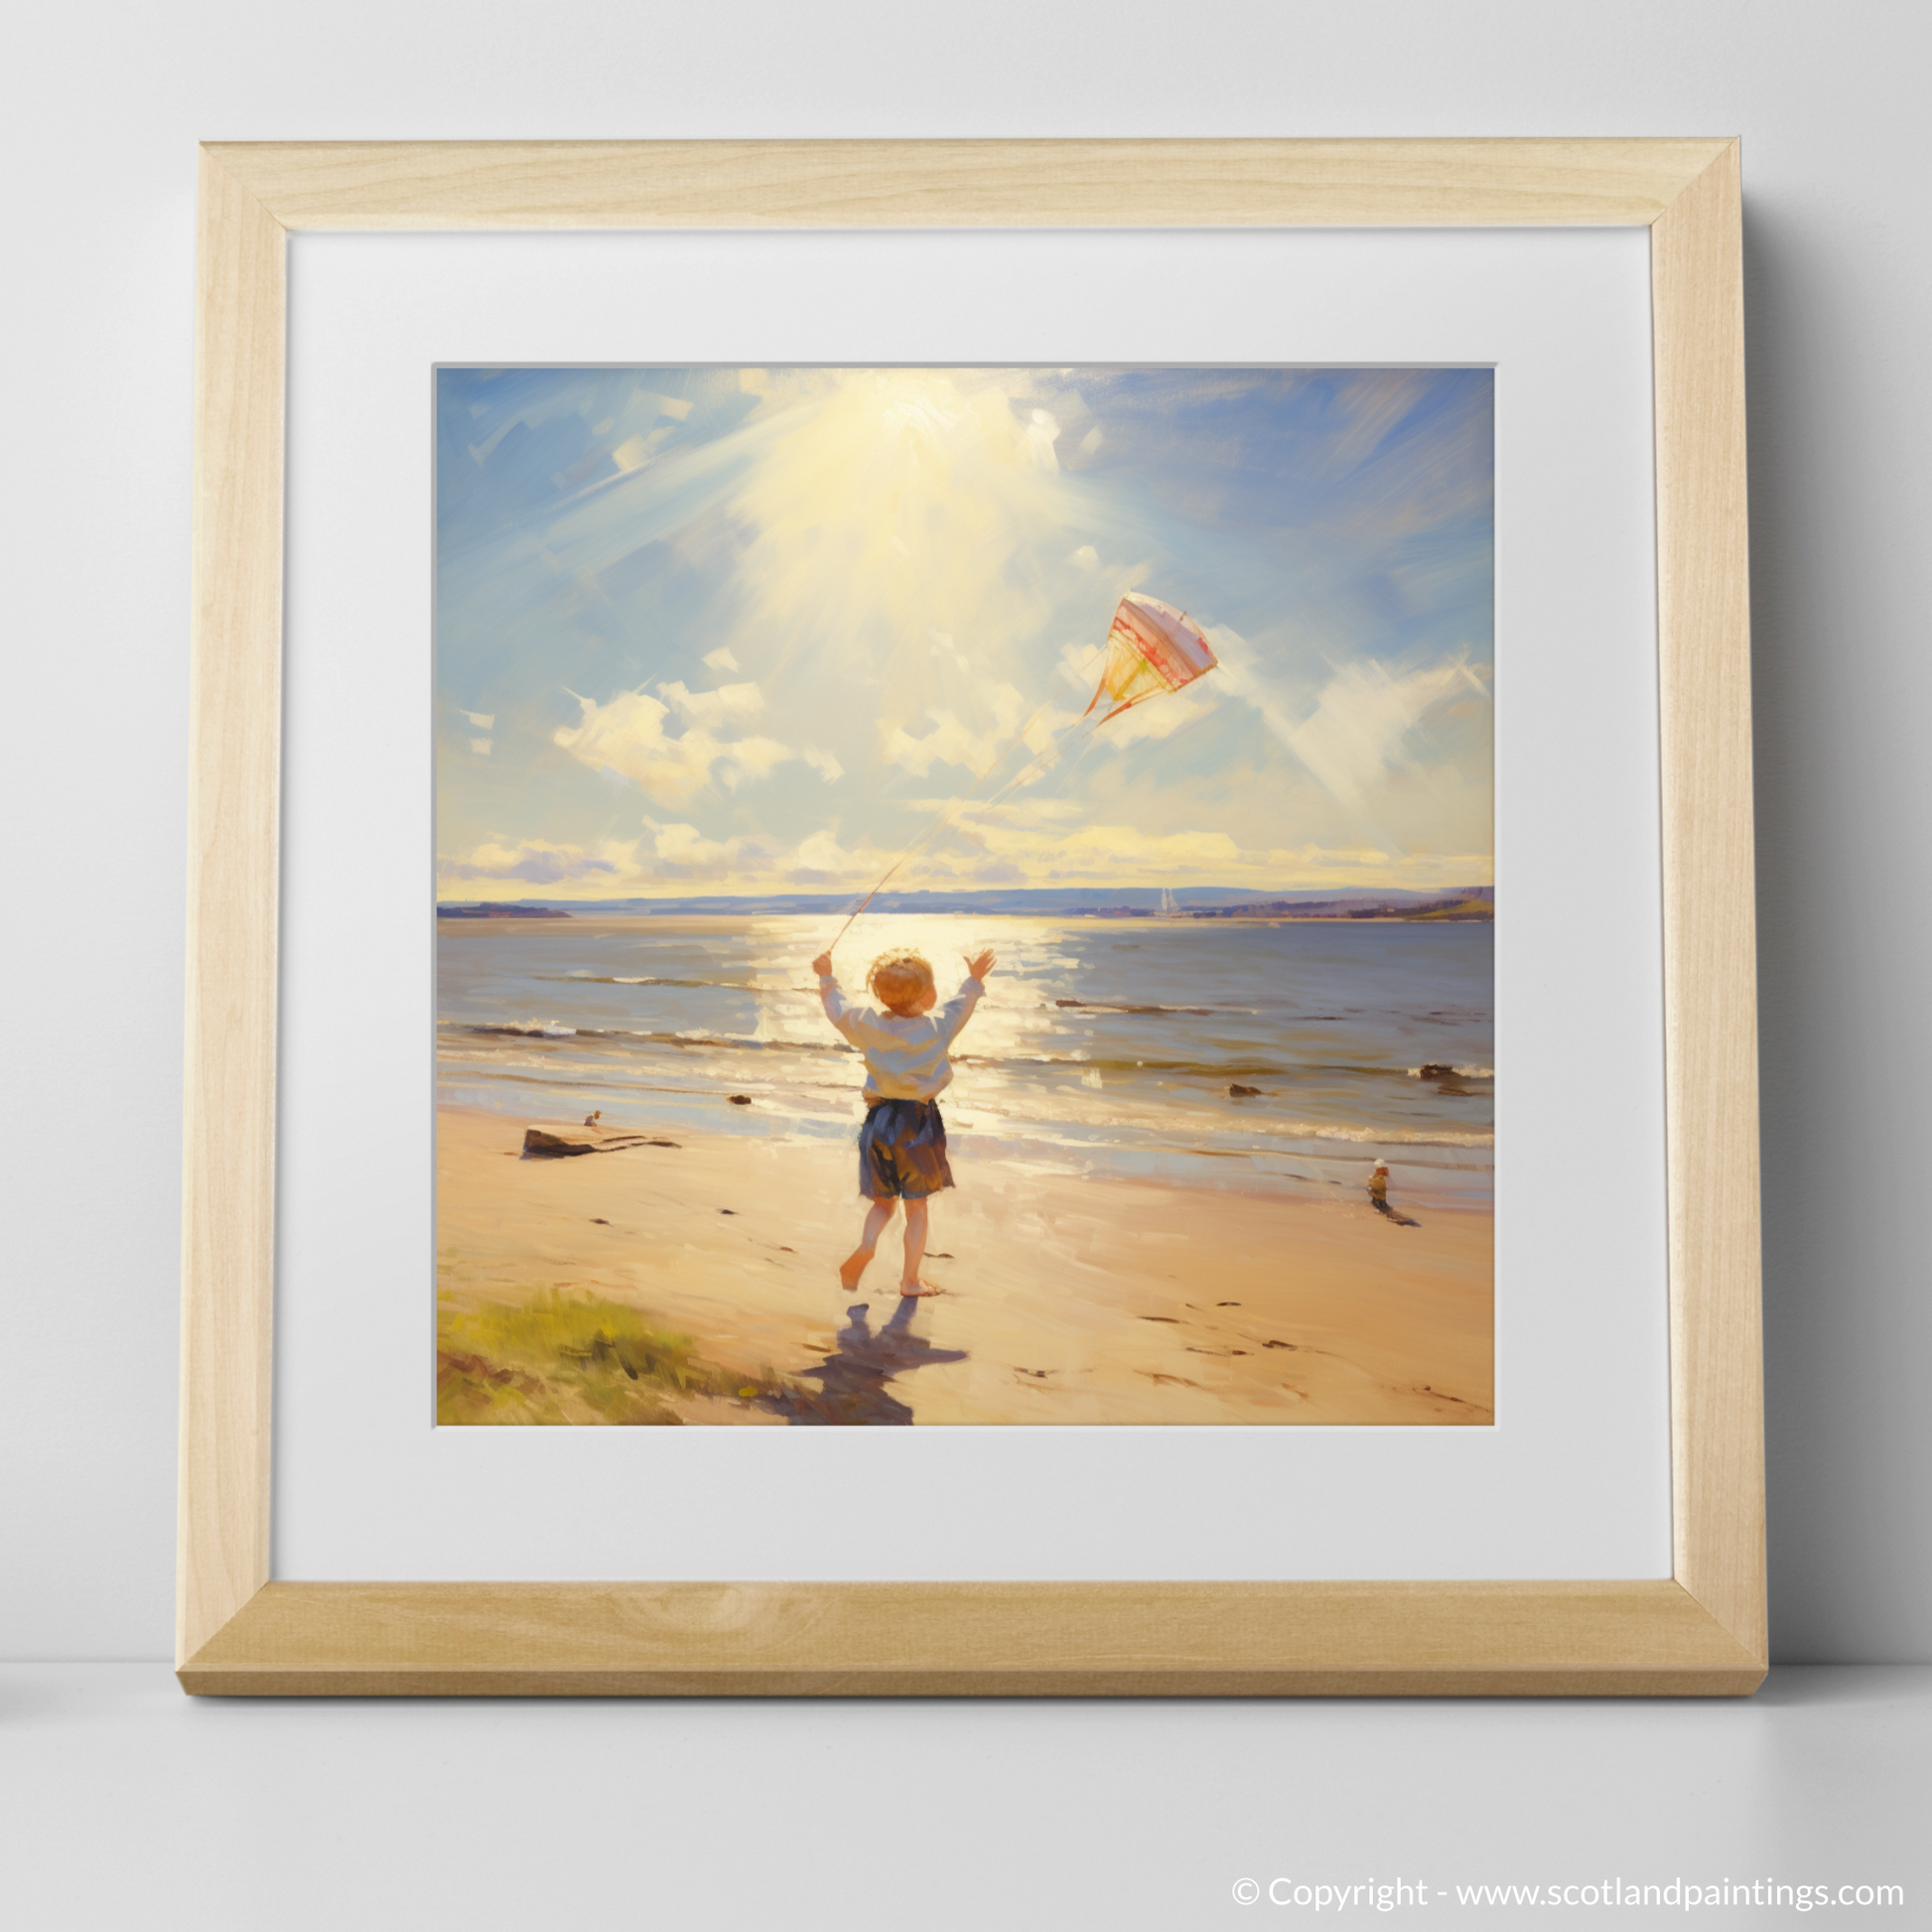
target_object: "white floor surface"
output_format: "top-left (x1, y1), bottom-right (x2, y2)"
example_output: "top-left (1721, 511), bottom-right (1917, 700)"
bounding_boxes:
top-left (2, 1665), bottom-right (1926, 1929)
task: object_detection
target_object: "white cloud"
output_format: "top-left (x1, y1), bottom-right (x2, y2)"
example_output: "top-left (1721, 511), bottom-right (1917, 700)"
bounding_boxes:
top-left (1067, 544), bottom-right (1098, 570)
top-left (802, 748), bottom-right (844, 783)
top-left (1208, 624), bottom-right (1489, 810)
top-left (723, 736), bottom-right (793, 785)
top-left (884, 707), bottom-right (1011, 777)
top-left (703, 646), bottom-right (741, 672)
top-left (553, 688), bottom-right (798, 805)
top-left (792, 829), bottom-right (846, 871)
top-left (469, 738), bottom-right (492, 757)
top-left (881, 679), bottom-right (1038, 777)
top-left (438, 817), bottom-right (1489, 901)
top-left (1026, 409), bottom-right (1061, 472)
top-left (1103, 687), bottom-right (1216, 748)
top-left (788, 828), bottom-right (872, 884)
top-left (657, 679), bottom-right (765, 727)
top-left (1282, 659), bottom-right (1487, 809)
top-left (440, 821), bottom-right (884, 895)
top-left (463, 710), bottom-right (494, 729)
top-left (1037, 823), bottom-right (1242, 875)
top-left (438, 836), bottom-right (631, 886)
top-left (644, 820), bottom-right (764, 871)
top-left (928, 797), bottom-right (1084, 827)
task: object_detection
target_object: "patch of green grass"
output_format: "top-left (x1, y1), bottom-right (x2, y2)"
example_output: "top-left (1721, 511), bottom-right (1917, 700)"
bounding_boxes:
top-left (437, 1288), bottom-right (784, 1426)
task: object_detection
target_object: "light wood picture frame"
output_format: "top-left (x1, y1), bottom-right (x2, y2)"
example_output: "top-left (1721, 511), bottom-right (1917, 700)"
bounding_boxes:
top-left (181, 138), bottom-right (1762, 1696)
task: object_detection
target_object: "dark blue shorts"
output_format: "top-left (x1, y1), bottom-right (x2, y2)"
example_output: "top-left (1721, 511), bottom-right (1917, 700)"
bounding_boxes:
top-left (859, 1098), bottom-right (954, 1199)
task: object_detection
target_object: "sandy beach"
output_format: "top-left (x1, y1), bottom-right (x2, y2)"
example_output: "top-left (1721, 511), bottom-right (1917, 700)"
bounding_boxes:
top-left (436, 1105), bottom-right (1493, 1427)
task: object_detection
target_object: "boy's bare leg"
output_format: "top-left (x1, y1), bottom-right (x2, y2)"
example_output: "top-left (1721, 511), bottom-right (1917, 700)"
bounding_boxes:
top-left (840, 1198), bottom-right (896, 1290)
top-left (898, 1196), bottom-right (941, 1296)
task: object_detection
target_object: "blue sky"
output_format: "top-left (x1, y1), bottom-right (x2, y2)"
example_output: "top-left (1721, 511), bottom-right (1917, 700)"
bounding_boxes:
top-left (436, 365), bottom-right (1492, 898)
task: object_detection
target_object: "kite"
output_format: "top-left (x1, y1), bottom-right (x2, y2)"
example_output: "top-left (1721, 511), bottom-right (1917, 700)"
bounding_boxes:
top-left (828, 595), bottom-right (1219, 945)
top-left (1086, 593), bottom-right (1220, 723)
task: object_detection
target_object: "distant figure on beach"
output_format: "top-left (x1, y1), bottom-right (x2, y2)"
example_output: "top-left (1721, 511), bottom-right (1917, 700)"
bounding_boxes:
top-left (1368, 1159), bottom-right (1419, 1226)
top-left (811, 945), bottom-right (996, 1297)
top-left (583, 1109), bottom-right (602, 1128)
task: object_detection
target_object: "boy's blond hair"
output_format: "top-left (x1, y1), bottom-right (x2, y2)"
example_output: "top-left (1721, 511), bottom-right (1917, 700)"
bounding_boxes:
top-left (868, 948), bottom-right (935, 1013)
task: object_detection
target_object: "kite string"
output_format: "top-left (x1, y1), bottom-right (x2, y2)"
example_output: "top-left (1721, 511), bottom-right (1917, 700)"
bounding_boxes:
top-left (823, 697), bottom-right (1055, 950)
top-left (843, 674), bottom-right (1177, 929)
top-left (826, 645), bottom-right (1111, 951)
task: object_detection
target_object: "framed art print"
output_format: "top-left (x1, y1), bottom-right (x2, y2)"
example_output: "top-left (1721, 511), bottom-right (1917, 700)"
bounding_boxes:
top-left (181, 140), bottom-right (1763, 1694)
top-left (431, 357), bottom-right (1499, 1434)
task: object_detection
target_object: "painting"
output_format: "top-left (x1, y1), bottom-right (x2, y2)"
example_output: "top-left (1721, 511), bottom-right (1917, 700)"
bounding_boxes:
top-left (434, 365), bottom-right (1493, 1428)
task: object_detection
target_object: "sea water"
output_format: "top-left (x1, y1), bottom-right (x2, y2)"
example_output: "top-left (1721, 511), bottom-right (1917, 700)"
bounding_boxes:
top-left (436, 914), bottom-right (1494, 1206)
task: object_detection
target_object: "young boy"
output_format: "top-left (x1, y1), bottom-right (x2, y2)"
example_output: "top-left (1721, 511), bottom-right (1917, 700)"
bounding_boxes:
top-left (810, 944), bottom-right (996, 1297)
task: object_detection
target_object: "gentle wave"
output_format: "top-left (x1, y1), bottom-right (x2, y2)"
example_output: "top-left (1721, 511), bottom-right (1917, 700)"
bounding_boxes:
top-left (1052, 998), bottom-right (1220, 1017)
top-left (452, 1021), bottom-right (1486, 1085)
top-left (459, 1023), bottom-right (836, 1054)
top-left (544, 974), bottom-right (764, 990)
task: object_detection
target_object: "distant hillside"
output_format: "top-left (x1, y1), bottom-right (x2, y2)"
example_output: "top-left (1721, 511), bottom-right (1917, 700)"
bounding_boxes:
top-left (438, 902), bottom-right (574, 918)
top-left (434, 885), bottom-right (1491, 919)
top-left (1187, 887), bottom-right (1493, 922)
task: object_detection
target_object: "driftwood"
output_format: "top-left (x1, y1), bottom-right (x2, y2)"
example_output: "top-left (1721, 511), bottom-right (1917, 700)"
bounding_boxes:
top-left (521, 1124), bottom-right (679, 1159)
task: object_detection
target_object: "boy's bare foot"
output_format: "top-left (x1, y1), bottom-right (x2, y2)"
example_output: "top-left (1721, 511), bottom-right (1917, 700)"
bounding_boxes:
top-left (838, 1246), bottom-right (877, 1291)
top-left (898, 1280), bottom-right (944, 1298)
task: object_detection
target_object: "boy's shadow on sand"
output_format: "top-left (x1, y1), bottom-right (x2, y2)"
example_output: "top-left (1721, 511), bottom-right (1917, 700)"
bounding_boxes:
top-left (773, 1299), bottom-right (968, 1427)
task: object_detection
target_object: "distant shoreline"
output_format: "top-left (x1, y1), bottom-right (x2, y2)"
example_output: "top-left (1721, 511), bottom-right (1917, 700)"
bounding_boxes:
top-left (438, 886), bottom-right (1494, 923)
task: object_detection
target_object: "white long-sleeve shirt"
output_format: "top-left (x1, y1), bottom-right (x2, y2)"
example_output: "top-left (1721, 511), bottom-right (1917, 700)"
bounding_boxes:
top-left (818, 974), bottom-right (985, 1101)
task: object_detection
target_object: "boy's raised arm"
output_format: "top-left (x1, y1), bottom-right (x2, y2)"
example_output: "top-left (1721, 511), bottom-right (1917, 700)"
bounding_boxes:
top-left (938, 948), bottom-right (996, 1042)
top-left (813, 952), bottom-right (855, 1035)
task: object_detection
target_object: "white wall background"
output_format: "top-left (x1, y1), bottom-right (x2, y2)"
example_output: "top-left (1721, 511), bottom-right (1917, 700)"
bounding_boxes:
top-left (3, 0), bottom-right (1927, 1665)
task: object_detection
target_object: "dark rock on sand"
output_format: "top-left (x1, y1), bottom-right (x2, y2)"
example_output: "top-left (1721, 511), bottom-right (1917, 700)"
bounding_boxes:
top-left (728, 1093), bottom-right (754, 1105)
top-left (522, 1124), bottom-right (679, 1158)
top-left (1227, 1082), bottom-right (1262, 1097)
